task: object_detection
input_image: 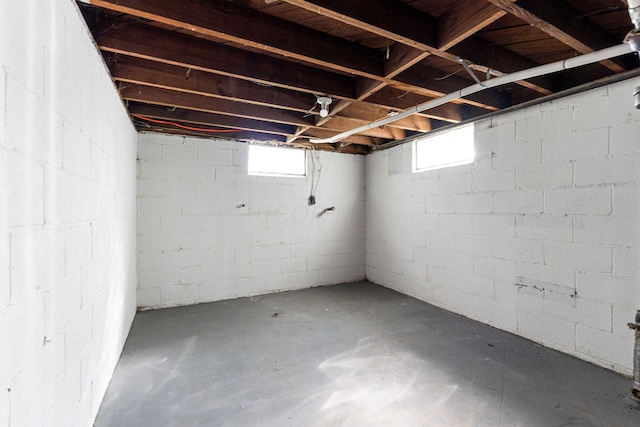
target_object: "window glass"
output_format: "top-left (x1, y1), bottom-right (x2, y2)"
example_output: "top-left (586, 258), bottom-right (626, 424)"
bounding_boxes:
top-left (413, 124), bottom-right (474, 172)
top-left (248, 145), bottom-right (306, 177)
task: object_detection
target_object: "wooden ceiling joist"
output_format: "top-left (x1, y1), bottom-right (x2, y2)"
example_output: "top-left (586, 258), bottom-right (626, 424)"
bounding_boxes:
top-left (77, 0), bottom-right (633, 152)
top-left (484, 0), bottom-right (631, 72)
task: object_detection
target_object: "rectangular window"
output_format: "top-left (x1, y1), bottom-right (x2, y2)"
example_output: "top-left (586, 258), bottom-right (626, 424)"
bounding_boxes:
top-left (248, 144), bottom-right (306, 177)
top-left (413, 124), bottom-right (475, 173)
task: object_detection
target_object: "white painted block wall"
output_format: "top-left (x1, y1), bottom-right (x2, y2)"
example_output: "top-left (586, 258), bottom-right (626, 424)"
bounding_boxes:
top-left (366, 78), bottom-right (640, 375)
top-left (137, 133), bottom-right (365, 308)
top-left (0, 1), bottom-right (137, 425)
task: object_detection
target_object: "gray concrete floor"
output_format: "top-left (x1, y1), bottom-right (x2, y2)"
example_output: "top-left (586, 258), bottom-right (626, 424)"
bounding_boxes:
top-left (95, 281), bottom-right (640, 426)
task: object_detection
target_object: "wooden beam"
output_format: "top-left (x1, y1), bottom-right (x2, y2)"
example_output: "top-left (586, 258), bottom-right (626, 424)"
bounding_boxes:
top-left (120, 84), bottom-right (314, 127)
top-left (449, 37), bottom-right (556, 94)
top-left (395, 64), bottom-right (508, 110)
top-left (301, 128), bottom-right (381, 147)
top-left (96, 21), bottom-right (357, 99)
top-left (123, 84), bottom-right (409, 145)
top-left (484, 0), bottom-right (629, 72)
top-left (110, 56), bottom-right (317, 113)
top-left (365, 87), bottom-right (489, 123)
top-left (88, 0), bottom-right (385, 78)
top-left (279, 0), bottom-right (438, 52)
top-left (128, 103), bottom-right (297, 137)
top-left (279, 0), bottom-right (554, 95)
top-left (438, 0), bottom-right (507, 51)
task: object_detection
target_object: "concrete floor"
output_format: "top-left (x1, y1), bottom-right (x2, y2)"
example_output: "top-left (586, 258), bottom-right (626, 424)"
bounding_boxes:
top-left (95, 281), bottom-right (640, 426)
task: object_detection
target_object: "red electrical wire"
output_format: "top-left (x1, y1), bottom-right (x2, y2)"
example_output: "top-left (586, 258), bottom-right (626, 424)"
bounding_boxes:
top-left (132, 114), bottom-right (242, 133)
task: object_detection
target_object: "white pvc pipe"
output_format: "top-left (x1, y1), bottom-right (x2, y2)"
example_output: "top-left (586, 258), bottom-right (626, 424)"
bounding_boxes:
top-left (310, 43), bottom-right (633, 144)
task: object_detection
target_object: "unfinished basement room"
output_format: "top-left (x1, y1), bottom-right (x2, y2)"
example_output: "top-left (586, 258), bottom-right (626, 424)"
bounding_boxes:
top-left (3, 0), bottom-right (640, 426)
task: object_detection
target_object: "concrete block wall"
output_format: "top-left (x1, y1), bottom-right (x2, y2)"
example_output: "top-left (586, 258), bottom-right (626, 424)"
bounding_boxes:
top-left (0, 1), bottom-right (137, 426)
top-left (366, 78), bottom-right (640, 375)
top-left (137, 133), bottom-right (365, 308)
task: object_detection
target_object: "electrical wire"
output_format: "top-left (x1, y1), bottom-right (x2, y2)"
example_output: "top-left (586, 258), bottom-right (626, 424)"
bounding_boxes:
top-left (132, 114), bottom-right (242, 133)
top-left (309, 145), bottom-right (322, 199)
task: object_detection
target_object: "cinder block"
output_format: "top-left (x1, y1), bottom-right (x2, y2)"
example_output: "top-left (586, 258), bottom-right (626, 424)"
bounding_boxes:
top-left (474, 121), bottom-right (516, 149)
top-left (438, 213), bottom-right (472, 234)
top-left (440, 251), bottom-right (474, 274)
top-left (454, 192), bottom-right (493, 214)
top-left (138, 232), bottom-right (183, 252)
top-left (425, 195), bottom-right (456, 213)
top-left (517, 262), bottom-right (575, 290)
top-left (574, 215), bottom-right (640, 247)
top-left (456, 272), bottom-right (495, 299)
top-left (411, 175), bottom-right (439, 197)
top-left (160, 249), bottom-right (201, 268)
top-left (455, 234), bottom-right (494, 256)
top-left (179, 231), bottom-right (218, 250)
top-left (137, 141), bottom-right (162, 161)
top-left (613, 305), bottom-right (639, 336)
top-left (428, 266), bottom-right (456, 288)
top-left (545, 241), bottom-right (612, 273)
top-left (575, 153), bottom-right (640, 186)
top-left (474, 256), bottom-right (516, 283)
top-left (138, 268), bottom-right (181, 289)
top-left (576, 325), bottom-right (633, 371)
top-left (138, 160), bottom-right (181, 180)
top-left (181, 163), bottom-right (214, 181)
top-left (1, 152), bottom-right (44, 227)
top-left (282, 257), bottom-right (307, 273)
top-left (516, 106), bottom-right (574, 143)
top-left (138, 197), bottom-right (180, 216)
top-left (181, 198), bottom-right (218, 215)
top-left (160, 215), bottom-right (200, 233)
top-left (472, 169), bottom-right (515, 192)
top-left (515, 214), bottom-right (572, 241)
top-left (217, 262), bottom-right (251, 280)
top-left (216, 165), bottom-right (244, 182)
top-left (545, 187), bottom-right (612, 215)
top-left (472, 214), bottom-right (515, 237)
top-left (574, 94), bottom-right (629, 132)
top-left (542, 128), bottom-right (609, 163)
top-left (516, 162), bottom-right (573, 189)
top-left (179, 265), bottom-right (217, 285)
top-left (494, 236), bottom-right (543, 263)
top-left (411, 213), bottom-right (439, 233)
top-left (610, 121), bottom-right (640, 155)
top-left (197, 146), bottom-right (228, 165)
top-left (554, 298), bottom-right (612, 333)
top-left (492, 140), bottom-right (541, 170)
top-left (425, 231), bottom-right (456, 252)
top-left (576, 271), bottom-right (639, 307)
top-left (137, 252), bottom-right (160, 272)
top-left (612, 184), bottom-right (640, 216)
top-left (250, 260), bottom-right (281, 277)
top-left (495, 280), bottom-right (544, 314)
top-left (402, 260), bottom-right (427, 281)
top-left (162, 180), bottom-right (200, 198)
top-left (518, 309), bottom-right (576, 350)
top-left (200, 247), bottom-right (235, 265)
top-left (162, 143), bottom-right (196, 163)
top-left (613, 246), bottom-right (640, 278)
top-left (401, 196), bottom-right (425, 214)
top-left (494, 190), bottom-right (543, 214)
top-left (137, 179), bottom-right (162, 198)
top-left (438, 172), bottom-right (472, 195)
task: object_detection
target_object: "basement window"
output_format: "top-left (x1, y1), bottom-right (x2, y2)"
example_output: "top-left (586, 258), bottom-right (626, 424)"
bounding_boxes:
top-left (248, 145), bottom-right (306, 177)
top-left (412, 124), bottom-right (475, 172)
